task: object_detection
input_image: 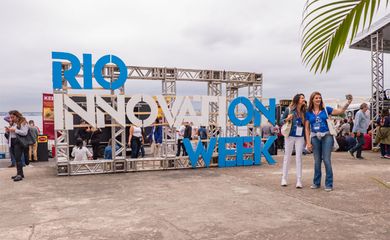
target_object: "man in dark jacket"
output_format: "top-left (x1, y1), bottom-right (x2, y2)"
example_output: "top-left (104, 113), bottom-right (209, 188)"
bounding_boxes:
top-left (183, 122), bottom-right (192, 156)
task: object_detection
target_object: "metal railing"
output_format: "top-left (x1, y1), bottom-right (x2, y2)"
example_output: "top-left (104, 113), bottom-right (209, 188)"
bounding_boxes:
top-left (0, 132), bottom-right (9, 154)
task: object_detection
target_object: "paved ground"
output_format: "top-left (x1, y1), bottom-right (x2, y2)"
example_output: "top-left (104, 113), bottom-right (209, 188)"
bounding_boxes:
top-left (0, 151), bottom-right (389, 240)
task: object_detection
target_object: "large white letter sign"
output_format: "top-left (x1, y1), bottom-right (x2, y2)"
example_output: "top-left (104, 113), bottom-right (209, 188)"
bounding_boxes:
top-left (174, 96), bottom-right (198, 128)
top-left (156, 95), bottom-right (184, 128)
top-left (96, 95), bottom-right (126, 128)
top-left (64, 94), bottom-right (96, 130)
top-left (126, 94), bottom-right (158, 127)
top-left (54, 94), bottom-right (64, 130)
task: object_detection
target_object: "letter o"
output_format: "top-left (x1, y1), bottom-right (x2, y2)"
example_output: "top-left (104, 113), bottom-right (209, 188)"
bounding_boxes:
top-left (94, 55), bottom-right (128, 90)
top-left (228, 97), bottom-right (253, 126)
top-left (126, 94), bottom-right (158, 127)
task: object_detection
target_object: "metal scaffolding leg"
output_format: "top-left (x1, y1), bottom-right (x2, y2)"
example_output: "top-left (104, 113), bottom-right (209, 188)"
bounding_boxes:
top-left (247, 74), bottom-right (263, 137)
top-left (371, 32), bottom-right (385, 146)
top-left (225, 85), bottom-right (239, 137)
top-left (207, 80), bottom-right (223, 136)
top-left (226, 74), bottom-right (239, 137)
top-left (162, 68), bottom-right (177, 160)
top-left (54, 64), bottom-right (71, 175)
top-left (109, 66), bottom-right (126, 161)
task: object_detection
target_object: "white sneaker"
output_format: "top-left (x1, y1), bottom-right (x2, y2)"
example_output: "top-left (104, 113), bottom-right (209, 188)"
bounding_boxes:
top-left (296, 182), bottom-right (303, 189)
top-left (324, 187), bottom-right (333, 192)
top-left (281, 179), bottom-right (287, 187)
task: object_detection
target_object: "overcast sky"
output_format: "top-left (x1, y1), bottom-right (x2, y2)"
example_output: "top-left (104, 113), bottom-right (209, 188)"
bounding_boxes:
top-left (0, 0), bottom-right (388, 112)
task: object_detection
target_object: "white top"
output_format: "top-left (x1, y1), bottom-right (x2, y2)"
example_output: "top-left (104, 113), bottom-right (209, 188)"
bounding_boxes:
top-left (8, 122), bottom-right (29, 146)
top-left (132, 126), bottom-right (142, 137)
top-left (177, 125), bottom-right (185, 140)
top-left (71, 146), bottom-right (93, 161)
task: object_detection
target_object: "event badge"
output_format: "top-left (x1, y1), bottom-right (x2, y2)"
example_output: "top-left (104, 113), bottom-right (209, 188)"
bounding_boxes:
top-left (296, 126), bottom-right (303, 136)
top-left (314, 116), bottom-right (321, 131)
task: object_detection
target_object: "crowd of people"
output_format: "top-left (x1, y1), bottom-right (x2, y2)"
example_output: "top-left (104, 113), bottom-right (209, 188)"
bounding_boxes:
top-left (5, 92), bottom-right (386, 187)
top-left (277, 92), bottom-right (381, 191)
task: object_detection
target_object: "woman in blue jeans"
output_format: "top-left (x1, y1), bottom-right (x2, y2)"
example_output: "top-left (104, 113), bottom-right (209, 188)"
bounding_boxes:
top-left (305, 92), bottom-right (352, 192)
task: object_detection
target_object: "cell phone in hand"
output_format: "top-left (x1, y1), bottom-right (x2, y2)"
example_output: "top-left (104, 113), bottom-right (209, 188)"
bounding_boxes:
top-left (345, 94), bottom-right (353, 100)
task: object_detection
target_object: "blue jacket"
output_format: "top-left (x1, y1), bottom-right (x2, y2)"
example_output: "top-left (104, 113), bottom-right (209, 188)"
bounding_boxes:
top-left (280, 107), bottom-right (305, 137)
top-left (153, 126), bottom-right (163, 144)
top-left (104, 145), bottom-right (120, 160)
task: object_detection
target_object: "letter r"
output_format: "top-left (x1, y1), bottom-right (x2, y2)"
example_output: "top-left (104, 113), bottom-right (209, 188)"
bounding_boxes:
top-left (52, 52), bottom-right (82, 89)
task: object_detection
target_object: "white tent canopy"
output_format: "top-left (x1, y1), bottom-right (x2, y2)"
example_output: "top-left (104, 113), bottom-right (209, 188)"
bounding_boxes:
top-left (351, 13), bottom-right (390, 52)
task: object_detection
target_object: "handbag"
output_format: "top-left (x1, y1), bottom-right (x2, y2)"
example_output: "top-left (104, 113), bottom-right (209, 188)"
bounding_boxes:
top-left (324, 107), bottom-right (337, 136)
top-left (281, 107), bottom-right (292, 137)
top-left (16, 128), bottom-right (35, 148)
top-left (324, 107), bottom-right (339, 151)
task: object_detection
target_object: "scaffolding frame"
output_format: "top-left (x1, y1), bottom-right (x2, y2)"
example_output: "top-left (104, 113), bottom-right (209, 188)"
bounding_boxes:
top-left (54, 63), bottom-right (263, 175)
top-left (371, 32), bottom-right (385, 144)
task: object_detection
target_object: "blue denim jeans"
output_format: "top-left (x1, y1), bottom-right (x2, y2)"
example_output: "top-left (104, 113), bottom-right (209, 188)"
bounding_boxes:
top-left (311, 134), bottom-right (334, 188)
top-left (10, 147), bottom-right (26, 166)
top-left (350, 134), bottom-right (365, 158)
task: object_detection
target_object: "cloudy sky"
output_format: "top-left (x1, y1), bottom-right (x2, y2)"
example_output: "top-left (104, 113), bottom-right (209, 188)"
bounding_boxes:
top-left (0, 0), bottom-right (388, 112)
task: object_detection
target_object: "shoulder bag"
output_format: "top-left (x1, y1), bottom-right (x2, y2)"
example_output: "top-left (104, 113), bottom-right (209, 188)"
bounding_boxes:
top-left (281, 108), bottom-right (292, 137)
top-left (16, 127), bottom-right (35, 148)
top-left (324, 107), bottom-right (339, 151)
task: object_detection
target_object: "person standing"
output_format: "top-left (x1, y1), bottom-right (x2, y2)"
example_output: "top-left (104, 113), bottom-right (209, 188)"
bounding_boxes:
top-left (348, 116), bottom-right (354, 133)
top-left (261, 121), bottom-right (273, 138)
top-left (5, 110), bottom-right (29, 182)
top-left (128, 125), bottom-right (143, 158)
top-left (87, 127), bottom-right (102, 160)
top-left (176, 123), bottom-right (186, 156)
top-left (183, 122), bottom-right (192, 156)
top-left (197, 126), bottom-right (208, 147)
top-left (305, 92), bottom-right (352, 191)
top-left (375, 109), bottom-right (390, 158)
top-left (75, 120), bottom-right (91, 146)
top-left (138, 127), bottom-right (146, 158)
top-left (28, 120), bottom-right (39, 161)
top-left (349, 103), bottom-right (370, 159)
top-left (280, 94), bottom-right (306, 188)
top-left (151, 118), bottom-right (163, 157)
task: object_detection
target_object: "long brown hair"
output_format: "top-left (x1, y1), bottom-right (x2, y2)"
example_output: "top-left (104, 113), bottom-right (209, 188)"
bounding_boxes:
top-left (9, 110), bottom-right (27, 128)
top-left (289, 93), bottom-right (306, 120)
top-left (308, 91), bottom-right (325, 112)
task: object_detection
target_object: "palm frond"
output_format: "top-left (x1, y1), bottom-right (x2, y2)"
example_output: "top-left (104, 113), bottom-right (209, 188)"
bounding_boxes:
top-left (301, 0), bottom-right (388, 73)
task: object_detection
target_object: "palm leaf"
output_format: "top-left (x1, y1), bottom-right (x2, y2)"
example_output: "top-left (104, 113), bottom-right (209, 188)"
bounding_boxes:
top-left (301, 0), bottom-right (389, 73)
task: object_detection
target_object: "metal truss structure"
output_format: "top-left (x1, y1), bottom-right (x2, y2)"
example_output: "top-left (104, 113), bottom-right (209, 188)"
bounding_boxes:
top-left (371, 32), bottom-right (385, 144)
top-left (55, 63), bottom-right (263, 175)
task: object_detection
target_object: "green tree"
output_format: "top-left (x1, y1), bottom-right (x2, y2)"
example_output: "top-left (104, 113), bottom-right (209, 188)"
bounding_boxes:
top-left (301, 0), bottom-right (389, 73)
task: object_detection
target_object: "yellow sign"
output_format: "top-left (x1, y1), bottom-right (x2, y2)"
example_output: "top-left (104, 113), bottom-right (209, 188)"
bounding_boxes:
top-left (38, 135), bottom-right (48, 143)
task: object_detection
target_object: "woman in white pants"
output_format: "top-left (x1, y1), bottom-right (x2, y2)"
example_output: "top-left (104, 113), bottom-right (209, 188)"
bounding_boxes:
top-left (280, 94), bottom-right (306, 188)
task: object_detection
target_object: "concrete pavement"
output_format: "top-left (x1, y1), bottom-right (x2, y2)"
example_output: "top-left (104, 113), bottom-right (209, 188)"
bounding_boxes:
top-left (0, 151), bottom-right (389, 240)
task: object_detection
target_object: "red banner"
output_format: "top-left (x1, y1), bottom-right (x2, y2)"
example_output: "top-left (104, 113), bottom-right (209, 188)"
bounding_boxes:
top-left (42, 93), bottom-right (55, 140)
